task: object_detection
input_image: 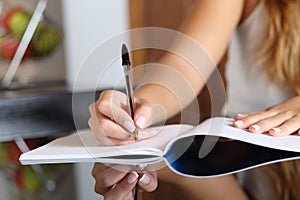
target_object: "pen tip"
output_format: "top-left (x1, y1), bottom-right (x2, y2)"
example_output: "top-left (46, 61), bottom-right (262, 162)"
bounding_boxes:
top-left (121, 44), bottom-right (131, 66)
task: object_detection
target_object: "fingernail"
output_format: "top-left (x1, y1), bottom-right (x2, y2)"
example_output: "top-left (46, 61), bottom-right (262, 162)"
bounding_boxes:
top-left (128, 172), bottom-right (139, 184)
top-left (234, 120), bottom-right (243, 127)
top-left (236, 114), bottom-right (247, 118)
top-left (138, 129), bottom-right (157, 139)
top-left (139, 164), bottom-right (148, 171)
top-left (136, 116), bottom-right (147, 128)
top-left (250, 125), bottom-right (260, 131)
top-left (271, 128), bottom-right (282, 134)
top-left (124, 121), bottom-right (136, 132)
top-left (139, 174), bottom-right (150, 185)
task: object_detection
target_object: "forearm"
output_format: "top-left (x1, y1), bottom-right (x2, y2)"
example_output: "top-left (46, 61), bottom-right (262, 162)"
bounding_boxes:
top-left (134, 52), bottom-right (208, 125)
top-left (133, 0), bottom-right (244, 125)
top-left (157, 167), bottom-right (248, 200)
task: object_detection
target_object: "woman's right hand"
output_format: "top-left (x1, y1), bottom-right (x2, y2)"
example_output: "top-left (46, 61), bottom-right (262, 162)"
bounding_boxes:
top-left (88, 90), bottom-right (154, 145)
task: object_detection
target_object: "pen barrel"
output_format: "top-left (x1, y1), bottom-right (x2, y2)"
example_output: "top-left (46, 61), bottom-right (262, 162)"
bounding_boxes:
top-left (123, 64), bottom-right (135, 119)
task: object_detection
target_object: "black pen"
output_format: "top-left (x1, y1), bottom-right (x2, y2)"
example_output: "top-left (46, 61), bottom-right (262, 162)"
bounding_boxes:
top-left (122, 44), bottom-right (139, 200)
top-left (121, 44), bottom-right (138, 141)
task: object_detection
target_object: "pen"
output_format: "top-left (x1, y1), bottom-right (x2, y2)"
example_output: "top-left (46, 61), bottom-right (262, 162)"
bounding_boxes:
top-left (121, 44), bottom-right (138, 141)
top-left (122, 44), bottom-right (139, 200)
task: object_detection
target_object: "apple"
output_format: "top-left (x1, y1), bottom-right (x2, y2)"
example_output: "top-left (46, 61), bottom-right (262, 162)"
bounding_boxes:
top-left (7, 142), bottom-right (22, 165)
top-left (0, 29), bottom-right (6, 40)
top-left (1, 7), bottom-right (24, 30)
top-left (32, 27), bottom-right (59, 56)
top-left (14, 167), bottom-right (23, 189)
top-left (8, 11), bottom-right (31, 39)
top-left (0, 34), bottom-right (32, 60)
top-left (22, 166), bottom-right (41, 194)
top-left (0, 143), bottom-right (9, 167)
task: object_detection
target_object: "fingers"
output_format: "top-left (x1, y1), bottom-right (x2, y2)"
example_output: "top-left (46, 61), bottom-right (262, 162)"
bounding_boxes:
top-left (92, 164), bottom-right (133, 195)
top-left (233, 111), bottom-right (300, 136)
top-left (88, 91), bottom-right (135, 145)
top-left (88, 111), bottom-right (133, 143)
top-left (88, 90), bottom-right (155, 145)
top-left (104, 172), bottom-right (139, 200)
top-left (269, 114), bottom-right (300, 136)
top-left (234, 111), bottom-right (294, 133)
top-left (97, 92), bottom-right (136, 132)
top-left (138, 171), bottom-right (158, 192)
top-left (233, 111), bottom-right (277, 130)
top-left (134, 98), bottom-right (152, 129)
top-left (92, 163), bottom-right (158, 200)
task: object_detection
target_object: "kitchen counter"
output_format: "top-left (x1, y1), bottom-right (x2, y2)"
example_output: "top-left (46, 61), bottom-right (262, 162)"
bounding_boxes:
top-left (0, 84), bottom-right (99, 142)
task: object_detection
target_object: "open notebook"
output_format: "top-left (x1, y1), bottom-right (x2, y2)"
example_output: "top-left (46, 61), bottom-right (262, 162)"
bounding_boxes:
top-left (20, 117), bottom-right (300, 178)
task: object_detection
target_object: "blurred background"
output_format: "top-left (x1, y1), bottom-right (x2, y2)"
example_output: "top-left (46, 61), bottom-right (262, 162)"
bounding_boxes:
top-left (0, 0), bottom-right (224, 199)
top-left (0, 0), bottom-right (130, 199)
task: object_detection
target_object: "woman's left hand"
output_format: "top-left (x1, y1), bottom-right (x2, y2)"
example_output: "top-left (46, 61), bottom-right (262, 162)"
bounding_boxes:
top-left (92, 163), bottom-right (158, 200)
top-left (233, 96), bottom-right (300, 136)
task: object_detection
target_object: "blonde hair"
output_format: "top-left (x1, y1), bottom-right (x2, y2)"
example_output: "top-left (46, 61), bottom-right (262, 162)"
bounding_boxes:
top-left (258, 1), bottom-right (300, 199)
top-left (263, 160), bottom-right (300, 200)
top-left (260, 0), bottom-right (300, 94)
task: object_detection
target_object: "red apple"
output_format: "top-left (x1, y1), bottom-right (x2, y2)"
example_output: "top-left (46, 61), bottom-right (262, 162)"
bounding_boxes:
top-left (1, 7), bottom-right (24, 30)
top-left (14, 167), bottom-right (23, 189)
top-left (7, 142), bottom-right (22, 164)
top-left (0, 34), bottom-right (32, 60)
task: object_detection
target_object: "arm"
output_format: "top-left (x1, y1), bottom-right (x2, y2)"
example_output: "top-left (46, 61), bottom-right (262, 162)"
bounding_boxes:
top-left (134, 0), bottom-right (245, 124)
top-left (90, 0), bottom-right (246, 143)
top-left (158, 167), bottom-right (249, 200)
top-left (89, 0), bottom-right (248, 198)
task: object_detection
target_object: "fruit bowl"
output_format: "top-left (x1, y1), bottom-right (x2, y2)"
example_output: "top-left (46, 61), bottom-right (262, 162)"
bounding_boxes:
top-left (0, 0), bottom-right (65, 88)
top-left (0, 5), bottom-right (61, 61)
top-left (0, 138), bottom-right (73, 199)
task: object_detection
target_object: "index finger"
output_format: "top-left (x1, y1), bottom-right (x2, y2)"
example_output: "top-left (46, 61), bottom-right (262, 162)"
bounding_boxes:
top-left (96, 97), bottom-right (136, 133)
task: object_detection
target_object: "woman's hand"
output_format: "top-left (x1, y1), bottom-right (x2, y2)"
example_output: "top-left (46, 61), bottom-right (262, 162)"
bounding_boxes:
top-left (233, 96), bottom-right (300, 136)
top-left (92, 163), bottom-right (158, 200)
top-left (88, 90), bottom-right (155, 145)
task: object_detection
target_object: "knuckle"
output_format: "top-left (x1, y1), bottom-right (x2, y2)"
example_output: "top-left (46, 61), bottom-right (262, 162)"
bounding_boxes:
top-left (281, 110), bottom-right (296, 117)
top-left (97, 101), bottom-right (111, 113)
top-left (141, 100), bottom-right (151, 108)
top-left (118, 181), bottom-right (128, 192)
top-left (149, 182), bottom-right (158, 192)
top-left (97, 170), bottom-right (112, 187)
top-left (91, 164), bottom-right (100, 178)
top-left (99, 90), bottom-right (114, 101)
top-left (113, 113), bottom-right (123, 123)
top-left (257, 120), bottom-right (268, 129)
top-left (97, 119), bottom-right (109, 132)
top-left (91, 169), bottom-right (97, 178)
top-left (100, 175), bottom-right (112, 187)
top-left (94, 184), bottom-right (104, 195)
top-left (88, 103), bottom-right (95, 113)
top-left (88, 118), bottom-right (93, 127)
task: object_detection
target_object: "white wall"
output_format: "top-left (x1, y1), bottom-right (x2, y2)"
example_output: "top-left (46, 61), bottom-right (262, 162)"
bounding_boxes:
top-left (62, 0), bottom-right (130, 91)
top-left (62, 1), bottom-right (130, 200)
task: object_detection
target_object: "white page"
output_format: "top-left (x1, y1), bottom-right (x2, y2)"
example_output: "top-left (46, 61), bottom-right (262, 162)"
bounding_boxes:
top-left (20, 124), bottom-right (194, 165)
top-left (178, 117), bottom-right (300, 153)
top-left (21, 117), bottom-right (300, 166)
